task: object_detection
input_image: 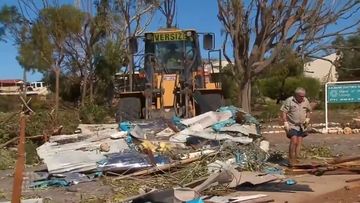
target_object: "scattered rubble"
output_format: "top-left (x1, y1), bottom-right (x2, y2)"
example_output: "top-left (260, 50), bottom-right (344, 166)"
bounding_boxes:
top-left (28, 106), bottom-right (360, 201)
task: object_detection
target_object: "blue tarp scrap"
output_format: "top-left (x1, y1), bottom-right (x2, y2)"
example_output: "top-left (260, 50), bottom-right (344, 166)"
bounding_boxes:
top-left (243, 113), bottom-right (260, 126)
top-left (172, 116), bottom-right (187, 130)
top-left (29, 172), bottom-right (99, 188)
top-left (30, 179), bottom-right (69, 188)
top-left (186, 198), bottom-right (204, 203)
top-left (212, 119), bottom-right (236, 132)
top-left (217, 105), bottom-right (243, 118)
top-left (119, 121), bottom-right (133, 132)
top-left (217, 105), bottom-right (260, 125)
top-left (214, 106), bottom-right (261, 134)
top-left (119, 121), bottom-right (140, 150)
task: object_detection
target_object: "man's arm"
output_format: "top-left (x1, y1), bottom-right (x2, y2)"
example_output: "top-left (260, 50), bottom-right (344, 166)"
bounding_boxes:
top-left (306, 98), bottom-right (312, 117)
top-left (280, 99), bottom-right (290, 131)
top-left (282, 111), bottom-right (288, 123)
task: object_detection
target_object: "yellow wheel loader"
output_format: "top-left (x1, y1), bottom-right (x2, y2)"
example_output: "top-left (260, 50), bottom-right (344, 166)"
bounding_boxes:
top-left (115, 28), bottom-right (223, 121)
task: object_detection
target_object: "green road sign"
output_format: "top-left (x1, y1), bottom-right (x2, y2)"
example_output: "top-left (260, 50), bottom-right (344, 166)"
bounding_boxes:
top-left (327, 83), bottom-right (360, 103)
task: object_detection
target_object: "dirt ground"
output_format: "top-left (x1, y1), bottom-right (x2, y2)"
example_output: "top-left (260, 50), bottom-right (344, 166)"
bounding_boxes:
top-left (231, 173), bottom-right (360, 203)
top-left (308, 185), bottom-right (360, 203)
top-left (264, 133), bottom-right (360, 157)
top-left (228, 133), bottom-right (360, 203)
top-left (1, 109), bottom-right (360, 202)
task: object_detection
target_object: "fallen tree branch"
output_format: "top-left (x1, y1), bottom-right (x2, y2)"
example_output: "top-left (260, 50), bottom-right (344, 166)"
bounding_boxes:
top-left (0, 137), bottom-right (19, 149)
top-left (0, 134), bottom-right (45, 149)
top-left (113, 152), bottom-right (218, 181)
top-left (19, 96), bottom-right (34, 114)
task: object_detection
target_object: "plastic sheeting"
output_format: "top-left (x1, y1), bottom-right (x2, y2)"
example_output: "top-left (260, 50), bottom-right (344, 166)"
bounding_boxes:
top-left (180, 111), bottom-right (232, 128)
top-left (97, 152), bottom-right (170, 172)
top-left (37, 137), bottom-right (129, 174)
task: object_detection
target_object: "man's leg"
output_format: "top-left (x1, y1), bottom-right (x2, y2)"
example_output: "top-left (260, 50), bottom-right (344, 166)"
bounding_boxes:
top-left (289, 135), bottom-right (298, 165)
top-left (295, 136), bottom-right (303, 160)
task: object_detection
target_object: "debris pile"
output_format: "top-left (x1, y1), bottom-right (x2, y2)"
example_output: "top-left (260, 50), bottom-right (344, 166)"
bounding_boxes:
top-left (27, 105), bottom-right (360, 202)
top-left (31, 106), bottom-right (282, 200)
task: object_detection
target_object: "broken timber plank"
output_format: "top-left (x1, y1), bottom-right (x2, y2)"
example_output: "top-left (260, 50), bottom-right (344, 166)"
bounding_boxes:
top-left (238, 197), bottom-right (275, 203)
top-left (345, 177), bottom-right (360, 183)
top-left (329, 156), bottom-right (360, 165)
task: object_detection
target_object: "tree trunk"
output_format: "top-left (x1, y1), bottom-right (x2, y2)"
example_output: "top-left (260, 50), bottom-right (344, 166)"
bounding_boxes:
top-left (22, 69), bottom-right (27, 99)
top-left (240, 79), bottom-right (251, 113)
top-left (89, 74), bottom-right (94, 103)
top-left (54, 67), bottom-right (60, 123)
top-left (166, 18), bottom-right (172, 28)
top-left (81, 75), bottom-right (87, 107)
top-left (129, 54), bottom-right (134, 92)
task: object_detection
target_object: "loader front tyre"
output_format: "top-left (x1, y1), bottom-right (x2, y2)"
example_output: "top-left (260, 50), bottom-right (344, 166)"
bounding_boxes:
top-left (115, 97), bottom-right (142, 122)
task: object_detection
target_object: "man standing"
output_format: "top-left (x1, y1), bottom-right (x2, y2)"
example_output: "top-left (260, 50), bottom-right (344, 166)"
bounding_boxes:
top-left (280, 87), bottom-right (311, 165)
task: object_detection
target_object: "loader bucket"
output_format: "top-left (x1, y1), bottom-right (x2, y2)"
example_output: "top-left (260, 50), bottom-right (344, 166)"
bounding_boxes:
top-left (115, 92), bottom-right (145, 122)
top-left (193, 89), bottom-right (224, 115)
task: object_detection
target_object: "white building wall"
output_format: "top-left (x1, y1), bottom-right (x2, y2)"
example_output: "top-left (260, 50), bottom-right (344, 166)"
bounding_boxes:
top-left (304, 53), bottom-right (338, 83)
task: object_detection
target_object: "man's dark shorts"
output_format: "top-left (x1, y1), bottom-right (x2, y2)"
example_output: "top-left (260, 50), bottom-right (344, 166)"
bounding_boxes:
top-left (287, 129), bottom-right (308, 139)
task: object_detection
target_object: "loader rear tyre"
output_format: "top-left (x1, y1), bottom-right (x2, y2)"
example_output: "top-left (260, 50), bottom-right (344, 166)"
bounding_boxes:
top-left (115, 97), bottom-right (142, 122)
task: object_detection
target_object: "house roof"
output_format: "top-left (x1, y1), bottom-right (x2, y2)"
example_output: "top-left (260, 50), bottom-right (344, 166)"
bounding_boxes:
top-left (0, 79), bottom-right (23, 85)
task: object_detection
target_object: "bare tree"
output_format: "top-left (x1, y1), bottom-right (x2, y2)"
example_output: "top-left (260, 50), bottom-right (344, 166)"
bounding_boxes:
top-left (64, 0), bottom-right (111, 106)
top-left (158, 0), bottom-right (176, 28)
top-left (114, 0), bottom-right (158, 91)
top-left (217, 0), bottom-right (360, 112)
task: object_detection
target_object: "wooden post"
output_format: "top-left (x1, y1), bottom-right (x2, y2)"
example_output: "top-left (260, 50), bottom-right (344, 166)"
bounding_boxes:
top-left (11, 113), bottom-right (26, 203)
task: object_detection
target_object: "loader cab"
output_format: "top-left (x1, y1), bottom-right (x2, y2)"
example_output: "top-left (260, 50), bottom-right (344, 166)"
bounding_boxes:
top-left (142, 29), bottom-right (205, 87)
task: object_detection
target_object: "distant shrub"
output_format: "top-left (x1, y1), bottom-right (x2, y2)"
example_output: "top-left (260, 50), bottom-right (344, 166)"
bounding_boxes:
top-left (25, 141), bottom-right (40, 165)
top-left (79, 103), bottom-right (108, 124)
top-left (220, 64), bottom-right (240, 105)
top-left (258, 100), bottom-right (281, 122)
top-left (258, 76), bottom-right (321, 101)
top-left (0, 96), bottom-right (20, 112)
top-left (0, 149), bottom-right (16, 170)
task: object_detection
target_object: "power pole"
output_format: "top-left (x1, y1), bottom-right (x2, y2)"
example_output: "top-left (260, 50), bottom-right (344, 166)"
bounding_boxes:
top-left (11, 97), bottom-right (33, 203)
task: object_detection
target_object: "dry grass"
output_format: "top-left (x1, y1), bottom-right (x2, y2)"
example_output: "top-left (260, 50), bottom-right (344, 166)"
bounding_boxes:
top-left (104, 142), bottom-right (269, 201)
top-left (301, 145), bottom-right (332, 159)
